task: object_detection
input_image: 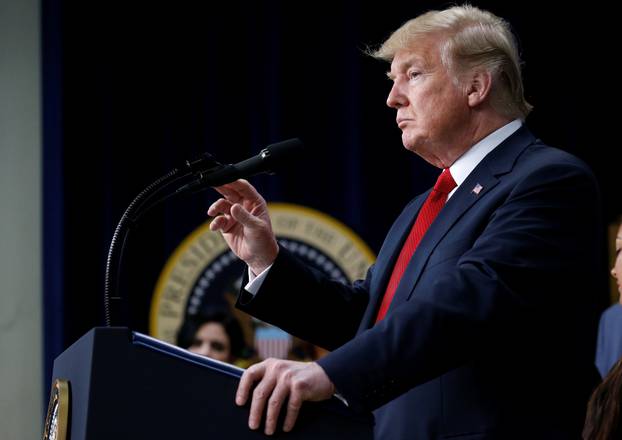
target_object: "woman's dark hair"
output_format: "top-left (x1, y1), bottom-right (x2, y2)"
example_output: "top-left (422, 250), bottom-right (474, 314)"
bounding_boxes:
top-left (583, 357), bottom-right (622, 439)
top-left (176, 310), bottom-right (246, 360)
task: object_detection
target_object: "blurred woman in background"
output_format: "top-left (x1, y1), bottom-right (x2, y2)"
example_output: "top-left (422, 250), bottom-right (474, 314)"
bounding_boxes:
top-left (177, 310), bottom-right (246, 364)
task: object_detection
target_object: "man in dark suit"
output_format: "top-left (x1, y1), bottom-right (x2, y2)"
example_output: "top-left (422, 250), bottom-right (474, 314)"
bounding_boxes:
top-left (208, 5), bottom-right (601, 439)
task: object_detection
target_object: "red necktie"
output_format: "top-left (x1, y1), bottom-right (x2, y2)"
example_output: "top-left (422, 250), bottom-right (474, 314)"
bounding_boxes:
top-left (375, 168), bottom-right (457, 322)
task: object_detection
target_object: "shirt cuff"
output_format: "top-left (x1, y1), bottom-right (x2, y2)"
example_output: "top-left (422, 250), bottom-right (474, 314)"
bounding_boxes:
top-left (333, 391), bottom-right (349, 407)
top-left (244, 264), bottom-right (273, 296)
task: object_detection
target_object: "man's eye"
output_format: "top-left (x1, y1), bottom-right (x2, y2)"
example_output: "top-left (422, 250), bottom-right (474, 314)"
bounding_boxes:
top-left (409, 71), bottom-right (420, 80)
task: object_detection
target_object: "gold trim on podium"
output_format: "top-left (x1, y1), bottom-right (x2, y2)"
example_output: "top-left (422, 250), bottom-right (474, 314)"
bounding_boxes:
top-left (43, 379), bottom-right (70, 440)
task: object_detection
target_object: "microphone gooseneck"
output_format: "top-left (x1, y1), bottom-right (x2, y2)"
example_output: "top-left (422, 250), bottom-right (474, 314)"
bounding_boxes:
top-left (103, 138), bottom-right (303, 326)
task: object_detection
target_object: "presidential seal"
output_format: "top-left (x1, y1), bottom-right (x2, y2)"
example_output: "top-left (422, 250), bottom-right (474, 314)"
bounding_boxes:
top-left (42, 379), bottom-right (69, 440)
top-left (150, 203), bottom-right (375, 361)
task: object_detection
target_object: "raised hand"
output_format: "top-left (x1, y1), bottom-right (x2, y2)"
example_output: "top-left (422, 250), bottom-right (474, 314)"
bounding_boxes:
top-left (208, 179), bottom-right (279, 274)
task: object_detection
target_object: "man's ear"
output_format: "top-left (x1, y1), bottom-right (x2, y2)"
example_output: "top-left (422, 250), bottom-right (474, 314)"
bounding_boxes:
top-left (466, 69), bottom-right (493, 108)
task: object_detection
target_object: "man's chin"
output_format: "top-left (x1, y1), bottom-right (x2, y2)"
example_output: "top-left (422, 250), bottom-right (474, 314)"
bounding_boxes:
top-left (401, 134), bottom-right (417, 151)
top-left (401, 139), bottom-right (425, 158)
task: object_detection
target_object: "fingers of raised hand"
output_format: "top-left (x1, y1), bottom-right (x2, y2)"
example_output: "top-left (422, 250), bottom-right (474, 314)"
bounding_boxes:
top-left (209, 214), bottom-right (234, 233)
top-left (213, 184), bottom-right (243, 203)
top-left (208, 197), bottom-right (263, 233)
top-left (232, 179), bottom-right (265, 201)
top-left (229, 203), bottom-right (264, 229)
top-left (208, 199), bottom-right (242, 233)
top-left (207, 198), bottom-right (233, 218)
top-left (214, 179), bottom-right (263, 204)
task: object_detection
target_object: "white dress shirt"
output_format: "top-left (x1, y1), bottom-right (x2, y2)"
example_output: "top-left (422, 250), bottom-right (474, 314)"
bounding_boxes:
top-left (447, 118), bottom-right (522, 200)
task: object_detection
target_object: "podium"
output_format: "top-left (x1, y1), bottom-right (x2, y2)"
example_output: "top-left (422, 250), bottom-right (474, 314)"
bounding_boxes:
top-left (47, 327), bottom-right (374, 439)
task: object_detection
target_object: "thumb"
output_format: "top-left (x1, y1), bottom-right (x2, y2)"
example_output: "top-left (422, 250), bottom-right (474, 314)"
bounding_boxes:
top-left (229, 203), bottom-right (263, 229)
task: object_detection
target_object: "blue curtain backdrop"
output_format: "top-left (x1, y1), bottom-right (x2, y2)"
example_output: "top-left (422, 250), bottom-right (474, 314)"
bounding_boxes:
top-left (42, 0), bottom-right (617, 394)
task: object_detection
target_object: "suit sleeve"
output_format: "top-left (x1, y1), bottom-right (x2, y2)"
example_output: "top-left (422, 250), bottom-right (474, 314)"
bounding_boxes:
top-left (236, 247), bottom-right (373, 351)
top-left (317, 161), bottom-right (602, 411)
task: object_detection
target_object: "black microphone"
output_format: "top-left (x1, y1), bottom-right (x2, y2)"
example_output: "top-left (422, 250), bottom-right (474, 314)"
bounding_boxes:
top-left (178, 138), bottom-right (304, 191)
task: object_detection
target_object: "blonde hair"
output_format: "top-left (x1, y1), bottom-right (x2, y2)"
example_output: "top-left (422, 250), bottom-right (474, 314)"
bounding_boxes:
top-left (372, 5), bottom-right (532, 119)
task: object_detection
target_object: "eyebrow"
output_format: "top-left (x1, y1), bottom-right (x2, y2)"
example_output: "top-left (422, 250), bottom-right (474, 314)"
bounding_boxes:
top-left (386, 54), bottom-right (428, 80)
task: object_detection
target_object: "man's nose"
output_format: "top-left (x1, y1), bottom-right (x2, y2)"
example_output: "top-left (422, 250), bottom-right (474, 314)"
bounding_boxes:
top-left (612, 267), bottom-right (618, 279)
top-left (387, 82), bottom-right (407, 108)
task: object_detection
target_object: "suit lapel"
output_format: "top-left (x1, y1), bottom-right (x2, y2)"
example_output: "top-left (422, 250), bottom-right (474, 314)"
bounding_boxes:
top-left (389, 169), bottom-right (500, 308)
top-left (385, 125), bottom-right (537, 315)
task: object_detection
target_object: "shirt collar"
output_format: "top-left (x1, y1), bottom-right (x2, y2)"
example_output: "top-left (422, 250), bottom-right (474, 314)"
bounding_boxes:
top-left (448, 119), bottom-right (522, 199)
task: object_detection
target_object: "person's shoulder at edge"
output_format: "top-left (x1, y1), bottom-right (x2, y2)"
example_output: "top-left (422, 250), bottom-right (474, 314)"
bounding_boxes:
top-left (601, 303), bottom-right (622, 321)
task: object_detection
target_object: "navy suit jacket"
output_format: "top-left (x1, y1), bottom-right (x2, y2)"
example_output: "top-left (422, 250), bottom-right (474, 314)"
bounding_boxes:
top-left (237, 126), bottom-right (602, 439)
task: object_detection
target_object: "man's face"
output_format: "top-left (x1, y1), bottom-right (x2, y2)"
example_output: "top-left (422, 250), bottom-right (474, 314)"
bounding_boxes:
top-left (386, 36), bottom-right (471, 168)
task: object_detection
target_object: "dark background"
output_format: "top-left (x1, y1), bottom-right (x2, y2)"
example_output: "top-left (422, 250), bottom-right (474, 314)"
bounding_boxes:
top-left (43, 0), bottom-right (619, 389)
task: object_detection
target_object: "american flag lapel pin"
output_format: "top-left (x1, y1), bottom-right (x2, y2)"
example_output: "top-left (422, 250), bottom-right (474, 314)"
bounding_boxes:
top-left (472, 183), bottom-right (483, 195)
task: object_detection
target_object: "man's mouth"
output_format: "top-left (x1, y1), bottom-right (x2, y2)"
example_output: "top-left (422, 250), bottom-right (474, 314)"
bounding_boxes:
top-left (397, 118), bottom-right (412, 129)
